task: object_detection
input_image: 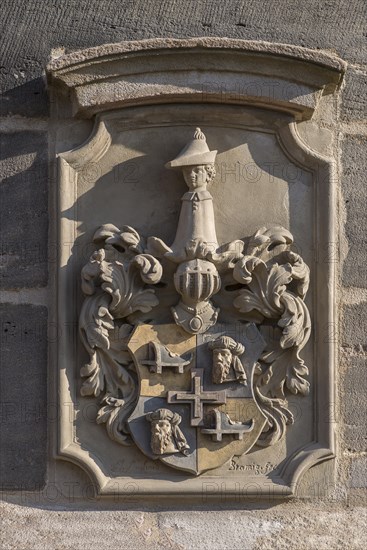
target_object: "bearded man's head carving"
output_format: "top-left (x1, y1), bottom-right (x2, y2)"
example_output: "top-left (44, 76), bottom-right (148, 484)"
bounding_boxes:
top-left (208, 336), bottom-right (247, 385)
top-left (146, 408), bottom-right (190, 455)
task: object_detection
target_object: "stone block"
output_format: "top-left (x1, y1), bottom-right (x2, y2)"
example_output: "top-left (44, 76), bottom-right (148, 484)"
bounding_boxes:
top-left (341, 68), bottom-right (367, 121)
top-left (341, 303), bottom-right (367, 347)
top-left (349, 456), bottom-right (367, 488)
top-left (343, 426), bottom-right (367, 454)
top-left (341, 135), bottom-right (367, 288)
top-left (342, 356), bottom-right (367, 453)
top-left (343, 357), bottom-right (367, 424)
top-left (0, 304), bottom-right (48, 490)
top-left (0, 131), bottom-right (48, 288)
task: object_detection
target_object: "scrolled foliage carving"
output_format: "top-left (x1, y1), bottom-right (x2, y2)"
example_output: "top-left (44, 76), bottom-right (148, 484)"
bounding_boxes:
top-left (79, 225), bottom-right (163, 445)
top-left (232, 225), bottom-right (311, 446)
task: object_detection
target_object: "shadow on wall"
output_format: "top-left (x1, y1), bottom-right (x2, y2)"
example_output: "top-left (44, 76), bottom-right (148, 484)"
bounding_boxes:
top-left (0, 77), bottom-right (49, 117)
top-left (0, 121), bottom-right (48, 288)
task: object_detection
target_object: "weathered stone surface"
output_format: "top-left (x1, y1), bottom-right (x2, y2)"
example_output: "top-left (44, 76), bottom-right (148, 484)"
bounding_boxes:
top-left (342, 356), bottom-right (367, 453)
top-left (342, 135), bottom-right (367, 289)
top-left (0, 304), bottom-right (47, 490)
top-left (342, 303), bottom-right (367, 348)
top-left (343, 356), bottom-right (367, 425)
top-left (48, 38), bottom-right (344, 119)
top-left (0, 132), bottom-right (48, 289)
top-left (341, 68), bottom-right (367, 121)
top-left (0, 77), bottom-right (49, 119)
top-left (350, 457), bottom-right (367, 489)
top-left (0, 501), bottom-right (366, 550)
top-left (344, 426), bottom-right (367, 455)
top-left (0, 0), bottom-right (366, 117)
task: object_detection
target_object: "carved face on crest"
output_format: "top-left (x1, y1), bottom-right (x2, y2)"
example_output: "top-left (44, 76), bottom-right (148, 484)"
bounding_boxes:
top-left (209, 336), bottom-right (247, 385)
top-left (182, 163), bottom-right (216, 190)
top-left (146, 408), bottom-right (190, 456)
top-left (212, 348), bottom-right (232, 384)
top-left (151, 417), bottom-right (176, 454)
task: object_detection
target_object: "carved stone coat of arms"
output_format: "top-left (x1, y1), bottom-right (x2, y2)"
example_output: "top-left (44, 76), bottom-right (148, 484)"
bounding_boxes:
top-left (78, 128), bottom-right (311, 476)
top-left (50, 39), bottom-right (342, 497)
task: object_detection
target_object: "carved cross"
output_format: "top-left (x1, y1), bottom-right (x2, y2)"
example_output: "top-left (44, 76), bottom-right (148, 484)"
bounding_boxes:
top-left (200, 409), bottom-right (254, 442)
top-left (167, 369), bottom-right (226, 426)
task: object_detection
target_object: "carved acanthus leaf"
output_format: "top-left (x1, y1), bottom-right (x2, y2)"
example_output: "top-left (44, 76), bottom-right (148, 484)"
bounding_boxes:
top-left (232, 225), bottom-right (311, 446)
top-left (96, 396), bottom-right (134, 445)
top-left (100, 257), bottom-right (160, 319)
top-left (94, 224), bottom-right (145, 254)
top-left (79, 310), bottom-right (137, 444)
top-left (79, 224), bottom-right (163, 446)
top-left (145, 235), bottom-right (172, 258)
top-left (132, 254), bottom-right (163, 284)
top-left (79, 291), bottom-right (135, 394)
top-left (81, 241), bottom-right (162, 321)
top-left (209, 239), bottom-right (245, 270)
top-left (260, 347), bottom-right (310, 399)
top-left (278, 292), bottom-right (311, 350)
top-left (247, 225), bottom-right (294, 260)
top-left (233, 259), bottom-right (296, 319)
top-left (255, 389), bottom-right (294, 446)
top-left (283, 250), bottom-right (310, 298)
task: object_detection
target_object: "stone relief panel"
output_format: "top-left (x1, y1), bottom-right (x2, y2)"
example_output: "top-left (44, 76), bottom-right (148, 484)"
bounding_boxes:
top-left (48, 39), bottom-right (344, 498)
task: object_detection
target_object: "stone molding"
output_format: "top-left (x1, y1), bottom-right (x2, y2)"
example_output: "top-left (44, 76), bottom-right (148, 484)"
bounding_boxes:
top-left (47, 37), bottom-right (345, 119)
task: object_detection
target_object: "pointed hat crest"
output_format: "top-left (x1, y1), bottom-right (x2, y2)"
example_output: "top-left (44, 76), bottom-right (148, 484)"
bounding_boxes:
top-left (165, 128), bottom-right (217, 169)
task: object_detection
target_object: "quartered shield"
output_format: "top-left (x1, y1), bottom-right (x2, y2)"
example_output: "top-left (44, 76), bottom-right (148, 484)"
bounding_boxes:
top-left (127, 322), bottom-right (267, 475)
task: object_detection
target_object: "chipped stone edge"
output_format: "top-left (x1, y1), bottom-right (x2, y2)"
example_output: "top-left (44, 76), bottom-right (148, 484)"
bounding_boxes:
top-left (47, 37), bottom-right (347, 74)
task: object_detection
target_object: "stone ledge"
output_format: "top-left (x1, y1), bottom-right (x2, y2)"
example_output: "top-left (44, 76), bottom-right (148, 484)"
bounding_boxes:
top-left (47, 38), bottom-right (346, 119)
top-left (48, 37), bottom-right (347, 72)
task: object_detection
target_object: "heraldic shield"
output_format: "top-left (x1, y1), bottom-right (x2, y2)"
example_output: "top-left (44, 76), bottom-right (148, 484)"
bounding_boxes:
top-left (127, 323), bottom-right (267, 475)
